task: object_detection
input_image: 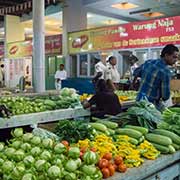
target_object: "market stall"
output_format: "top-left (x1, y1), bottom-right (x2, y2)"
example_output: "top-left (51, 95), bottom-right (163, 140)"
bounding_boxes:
top-left (0, 88), bottom-right (179, 180)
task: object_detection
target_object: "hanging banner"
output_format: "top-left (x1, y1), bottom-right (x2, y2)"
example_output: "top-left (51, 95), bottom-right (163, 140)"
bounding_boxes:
top-left (68, 30), bottom-right (92, 54)
top-left (7, 34), bottom-right (62, 58)
top-left (8, 41), bottom-right (32, 58)
top-left (68, 16), bottom-right (180, 54)
top-left (45, 34), bottom-right (62, 54)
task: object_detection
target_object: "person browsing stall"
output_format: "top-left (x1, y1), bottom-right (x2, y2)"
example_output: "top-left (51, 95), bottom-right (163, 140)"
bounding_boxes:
top-left (82, 79), bottom-right (121, 118)
top-left (54, 64), bottom-right (67, 90)
top-left (133, 44), bottom-right (179, 110)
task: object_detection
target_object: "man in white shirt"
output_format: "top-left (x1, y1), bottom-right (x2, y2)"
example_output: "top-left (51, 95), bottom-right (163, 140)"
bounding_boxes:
top-left (54, 64), bottom-right (67, 90)
top-left (106, 56), bottom-right (120, 88)
top-left (94, 58), bottom-right (107, 79)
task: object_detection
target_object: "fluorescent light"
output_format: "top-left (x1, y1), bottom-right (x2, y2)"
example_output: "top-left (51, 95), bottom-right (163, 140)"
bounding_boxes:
top-left (87, 13), bottom-right (94, 18)
top-left (103, 19), bottom-right (119, 25)
top-left (142, 12), bottom-right (165, 17)
top-left (112, 2), bottom-right (138, 10)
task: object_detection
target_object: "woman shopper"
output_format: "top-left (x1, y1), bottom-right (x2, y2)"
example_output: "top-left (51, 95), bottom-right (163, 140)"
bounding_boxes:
top-left (82, 79), bottom-right (121, 118)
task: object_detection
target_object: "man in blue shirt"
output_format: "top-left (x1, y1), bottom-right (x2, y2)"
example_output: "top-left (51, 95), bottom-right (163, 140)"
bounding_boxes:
top-left (133, 44), bottom-right (179, 110)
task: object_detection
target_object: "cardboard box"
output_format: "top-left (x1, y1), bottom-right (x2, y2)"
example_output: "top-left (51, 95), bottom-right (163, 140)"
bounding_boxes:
top-left (170, 80), bottom-right (180, 91)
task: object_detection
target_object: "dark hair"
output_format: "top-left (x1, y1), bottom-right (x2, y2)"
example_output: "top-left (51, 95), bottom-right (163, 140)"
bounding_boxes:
top-left (96, 79), bottom-right (108, 92)
top-left (108, 56), bottom-right (116, 62)
top-left (0, 64), bottom-right (4, 68)
top-left (160, 44), bottom-right (179, 58)
top-left (128, 54), bottom-right (138, 62)
top-left (60, 64), bottom-right (64, 67)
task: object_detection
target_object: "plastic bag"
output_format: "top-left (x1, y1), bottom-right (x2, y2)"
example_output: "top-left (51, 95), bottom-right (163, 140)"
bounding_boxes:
top-left (32, 127), bottom-right (60, 141)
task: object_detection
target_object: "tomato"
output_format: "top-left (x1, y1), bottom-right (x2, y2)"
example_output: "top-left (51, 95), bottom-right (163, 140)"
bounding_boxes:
top-left (118, 163), bottom-right (127, 173)
top-left (113, 163), bottom-right (118, 171)
top-left (101, 168), bottom-right (110, 178)
top-left (80, 147), bottom-right (87, 153)
top-left (90, 147), bottom-right (96, 152)
top-left (98, 158), bottom-right (109, 169)
top-left (103, 152), bottom-right (112, 160)
top-left (80, 151), bottom-right (84, 159)
top-left (61, 140), bottom-right (69, 147)
top-left (114, 156), bottom-right (123, 165)
top-left (108, 164), bottom-right (115, 176)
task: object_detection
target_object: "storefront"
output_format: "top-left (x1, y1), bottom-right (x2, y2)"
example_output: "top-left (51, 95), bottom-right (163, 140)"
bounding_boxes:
top-left (5, 34), bottom-right (63, 90)
top-left (67, 16), bottom-right (180, 93)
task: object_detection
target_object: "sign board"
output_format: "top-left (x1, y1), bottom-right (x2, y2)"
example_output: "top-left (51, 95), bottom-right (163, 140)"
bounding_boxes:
top-left (68, 16), bottom-right (180, 54)
top-left (7, 34), bottom-right (62, 58)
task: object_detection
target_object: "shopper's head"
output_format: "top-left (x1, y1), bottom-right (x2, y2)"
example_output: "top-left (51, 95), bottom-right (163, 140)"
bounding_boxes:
top-left (161, 44), bottom-right (179, 66)
top-left (128, 54), bottom-right (139, 66)
top-left (108, 56), bottom-right (117, 66)
top-left (0, 64), bottom-right (4, 68)
top-left (106, 79), bottom-right (116, 92)
top-left (59, 64), bottom-right (64, 70)
top-left (96, 79), bottom-right (108, 92)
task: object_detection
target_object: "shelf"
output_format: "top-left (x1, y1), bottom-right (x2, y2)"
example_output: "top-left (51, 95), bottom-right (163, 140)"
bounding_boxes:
top-left (0, 108), bottom-right (90, 129)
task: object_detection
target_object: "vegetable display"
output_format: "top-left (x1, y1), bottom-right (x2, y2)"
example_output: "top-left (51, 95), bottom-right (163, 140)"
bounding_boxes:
top-left (111, 100), bottom-right (162, 130)
top-left (0, 88), bottom-right (81, 117)
top-left (0, 128), bottom-right (102, 180)
top-left (157, 108), bottom-right (180, 136)
top-left (54, 120), bottom-right (94, 143)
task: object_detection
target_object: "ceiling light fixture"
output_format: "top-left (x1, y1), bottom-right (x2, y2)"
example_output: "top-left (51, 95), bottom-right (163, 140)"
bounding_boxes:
top-left (112, 2), bottom-right (138, 9)
top-left (129, 8), bottom-right (151, 15)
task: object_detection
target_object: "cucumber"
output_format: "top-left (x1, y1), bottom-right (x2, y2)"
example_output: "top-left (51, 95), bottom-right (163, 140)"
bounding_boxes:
top-left (168, 145), bottom-right (176, 154)
top-left (153, 129), bottom-right (180, 145)
top-left (172, 143), bottom-right (180, 150)
top-left (107, 128), bottom-right (115, 135)
top-left (115, 128), bottom-right (143, 139)
top-left (44, 100), bottom-right (56, 107)
top-left (96, 120), bottom-right (118, 129)
top-left (152, 143), bottom-right (169, 154)
top-left (129, 137), bottom-right (139, 145)
top-left (138, 136), bottom-right (145, 143)
top-left (90, 123), bottom-right (107, 132)
top-left (145, 133), bottom-right (172, 146)
top-left (125, 125), bottom-right (148, 135)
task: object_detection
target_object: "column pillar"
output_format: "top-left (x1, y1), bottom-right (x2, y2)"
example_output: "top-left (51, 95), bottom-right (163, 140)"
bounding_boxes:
top-left (32, 0), bottom-right (45, 92)
top-left (62, 0), bottom-right (87, 76)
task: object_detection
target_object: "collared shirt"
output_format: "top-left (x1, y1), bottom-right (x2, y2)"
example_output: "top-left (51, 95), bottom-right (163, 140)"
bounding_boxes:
top-left (55, 70), bottom-right (67, 80)
top-left (134, 59), bottom-right (171, 104)
top-left (105, 63), bottom-right (120, 83)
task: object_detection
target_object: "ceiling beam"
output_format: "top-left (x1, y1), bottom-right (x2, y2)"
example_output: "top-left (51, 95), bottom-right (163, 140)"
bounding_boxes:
top-left (86, 7), bottom-right (138, 22)
top-left (0, 0), bottom-right (22, 6)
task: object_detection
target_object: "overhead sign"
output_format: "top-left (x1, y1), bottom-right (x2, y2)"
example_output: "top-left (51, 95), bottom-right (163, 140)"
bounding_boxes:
top-left (7, 34), bottom-right (62, 58)
top-left (68, 16), bottom-right (180, 54)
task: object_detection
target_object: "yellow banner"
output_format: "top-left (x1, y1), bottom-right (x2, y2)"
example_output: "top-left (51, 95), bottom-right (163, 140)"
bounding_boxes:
top-left (68, 30), bottom-right (93, 54)
top-left (7, 41), bottom-right (32, 58)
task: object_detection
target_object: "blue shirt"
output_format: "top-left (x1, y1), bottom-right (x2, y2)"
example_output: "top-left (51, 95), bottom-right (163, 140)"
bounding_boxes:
top-left (134, 59), bottom-right (171, 104)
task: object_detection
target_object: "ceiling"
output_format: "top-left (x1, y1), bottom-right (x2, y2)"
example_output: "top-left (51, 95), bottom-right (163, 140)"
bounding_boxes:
top-left (1, 0), bottom-right (180, 40)
top-left (83, 0), bottom-right (180, 22)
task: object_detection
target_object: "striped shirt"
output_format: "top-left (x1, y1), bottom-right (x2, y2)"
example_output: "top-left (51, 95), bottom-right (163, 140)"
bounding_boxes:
top-left (134, 59), bottom-right (171, 104)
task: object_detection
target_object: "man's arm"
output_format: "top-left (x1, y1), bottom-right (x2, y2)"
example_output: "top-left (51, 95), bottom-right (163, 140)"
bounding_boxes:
top-left (161, 72), bottom-right (171, 101)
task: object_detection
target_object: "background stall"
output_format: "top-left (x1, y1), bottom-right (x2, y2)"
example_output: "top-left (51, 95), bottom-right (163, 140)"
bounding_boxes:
top-left (5, 34), bottom-right (63, 91)
top-left (67, 15), bottom-right (180, 94)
